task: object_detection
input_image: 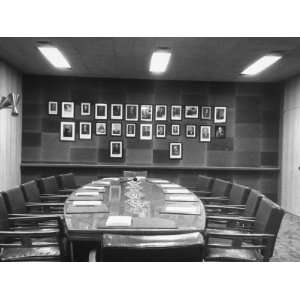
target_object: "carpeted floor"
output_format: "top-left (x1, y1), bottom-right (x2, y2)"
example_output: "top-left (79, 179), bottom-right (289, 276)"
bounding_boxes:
top-left (272, 212), bottom-right (300, 261)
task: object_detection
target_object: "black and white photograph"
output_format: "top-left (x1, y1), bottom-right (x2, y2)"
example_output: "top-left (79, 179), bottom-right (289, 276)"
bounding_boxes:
top-left (140, 104), bottom-right (152, 121)
top-left (81, 102), bottom-right (91, 116)
top-left (171, 124), bottom-right (180, 136)
top-left (79, 122), bottom-right (92, 139)
top-left (214, 106), bottom-right (227, 123)
top-left (110, 141), bottom-right (122, 158)
top-left (215, 125), bottom-right (226, 138)
top-left (200, 125), bottom-right (211, 142)
top-left (155, 105), bottom-right (167, 121)
top-left (126, 123), bottom-right (136, 137)
top-left (60, 121), bottom-right (75, 141)
top-left (156, 124), bottom-right (166, 138)
top-left (169, 142), bottom-right (182, 159)
top-left (111, 123), bottom-right (122, 136)
top-left (95, 122), bottom-right (107, 135)
top-left (186, 124), bottom-right (196, 138)
top-left (201, 106), bottom-right (212, 120)
top-left (95, 103), bottom-right (107, 119)
top-left (171, 105), bottom-right (182, 120)
top-left (111, 104), bottom-right (123, 120)
top-left (125, 104), bottom-right (138, 121)
top-left (185, 105), bottom-right (198, 118)
top-left (140, 123), bottom-right (152, 140)
top-left (48, 101), bottom-right (58, 115)
top-left (61, 101), bottom-right (74, 118)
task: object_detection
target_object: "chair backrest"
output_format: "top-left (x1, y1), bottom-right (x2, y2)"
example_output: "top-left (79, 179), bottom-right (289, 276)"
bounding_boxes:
top-left (243, 189), bottom-right (263, 217)
top-left (228, 183), bottom-right (250, 205)
top-left (0, 194), bottom-right (9, 231)
top-left (57, 173), bottom-right (77, 189)
top-left (2, 187), bottom-right (27, 214)
top-left (211, 178), bottom-right (232, 197)
top-left (197, 175), bottom-right (214, 191)
top-left (38, 176), bottom-right (60, 194)
top-left (123, 170), bottom-right (148, 178)
top-left (253, 197), bottom-right (285, 259)
top-left (21, 180), bottom-right (41, 202)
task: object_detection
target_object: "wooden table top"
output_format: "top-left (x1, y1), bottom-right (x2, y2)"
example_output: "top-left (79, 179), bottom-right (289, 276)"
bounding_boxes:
top-left (64, 178), bottom-right (206, 241)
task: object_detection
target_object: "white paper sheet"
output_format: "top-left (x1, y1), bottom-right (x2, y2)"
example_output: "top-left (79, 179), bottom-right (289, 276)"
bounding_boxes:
top-left (163, 205), bottom-right (200, 215)
top-left (72, 201), bottom-right (102, 206)
top-left (166, 194), bottom-right (198, 201)
top-left (162, 188), bottom-right (191, 194)
top-left (81, 186), bottom-right (106, 191)
top-left (148, 179), bottom-right (170, 183)
top-left (105, 216), bottom-right (132, 227)
top-left (92, 180), bottom-right (111, 185)
top-left (159, 183), bottom-right (181, 188)
top-left (75, 191), bottom-right (100, 197)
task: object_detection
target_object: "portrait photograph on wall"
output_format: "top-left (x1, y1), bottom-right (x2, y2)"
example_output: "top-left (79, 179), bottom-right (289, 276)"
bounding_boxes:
top-left (155, 105), bottom-right (167, 121)
top-left (214, 106), bottom-right (227, 123)
top-left (156, 124), bottom-right (166, 138)
top-left (95, 103), bottom-right (107, 119)
top-left (60, 121), bottom-right (75, 141)
top-left (126, 123), bottom-right (136, 137)
top-left (125, 104), bottom-right (138, 121)
top-left (111, 123), bottom-right (122, 136)
top-left (95, 122), bottom-right (107, 135)
top-left (169, 142), bottom-right (182, 159)
top-left (79, 122), bottom-right (92, 140)
top-left (171, 124), bottom-right (180, 136)
top-left (61, 102), bottom-right (74, 118)
top-left (140, 105), bottom-right (153, 121)
top-left (200, 125), bottom-right (211, 142)
top-left (111, 104), bottom-right (123, 120)
top-left (185, 105), bottom-right (198, 118)
top-left (171, 105), bottom-right (182, 120)
top-left (186, 124), bottom-right (196, 138)
top-left (81, 102), bottom-right (91, 116)
top-left (201, 106), bottom-right (212, 120)
top-left (48, 101), bottom-right (58, 115)
top-left (140, 123), bottom-right (152, 140)
top-left (215, 125), bottom-right (226, 138)
top-left (110, 141), bottom-right (122, 158)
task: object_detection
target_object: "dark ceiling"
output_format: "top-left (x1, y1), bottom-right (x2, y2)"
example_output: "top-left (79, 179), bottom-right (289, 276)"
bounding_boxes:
top-left (1, 37), bottom-right (300, 82)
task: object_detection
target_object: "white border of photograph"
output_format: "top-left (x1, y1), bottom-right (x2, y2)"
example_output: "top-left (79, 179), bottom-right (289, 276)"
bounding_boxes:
top-left (200, 125), bottom-right (211, 142)
top-left (61, 102), bottom-right (74, 118)
top-left (95, 103), bottom-right (107, 119)
top-left (79, 122), bottom-right (92, 140)
top-left (185, 105), bottom-right (198, 119)
top-left (186, 125), bottom-right (196, 138)
top-left (81, 102), bottom-right (91, 116)
top-left (111, 104), bottom-right (123, 120)
top-left (201, 106), bottom-right (212, 120)
top-left (171, 124), bottom-right (180, 136)
top-left (169, 142), bottom-right (182, 160)
top-left (140, 104), bottom-right (153, 122)
top-left (60, 121), bottom-right (75, 141)
top-left (125, 104), bottom-right (138, 121)
top-left (111, 123), bottom-right (122, 136)
top-left (171, 105), bottom-right (182, 120)
top-left (140, 123), bottom-right (152, 140)
top-left (126, 123), bottom-right (136, 137)
top-left (48, 101), bottom-right (58, 115)
top-left (214, 106), bottom-right (227, 123)
top-left (155, 105), bottom-right (167, 121)
top-left (156, 124), bottom-right (166, 138)
top-left (110, 141), bottom-right (123, 158)
top-left (95, 122), bottom-right (107, 136)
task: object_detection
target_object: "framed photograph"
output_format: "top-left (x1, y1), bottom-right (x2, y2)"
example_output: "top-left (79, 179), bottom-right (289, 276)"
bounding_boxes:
top-left (140, 105), bottom-right (153, 122)
top-left (95, 122), bottom-right (107, 136)
top-left (61, 102), bottom-right (74, 118)
top-left (81, 102), bottom-right (91, 116)
top-left (60, 122), bottom-right (75, 141)
top-left (200, 125), bottom-right (211, 142)
top-left (111, 104), bottom-right (123, 120)
top-left (110, 141), bottom-right (123, 158)
top-left (125, 104), bottom-right (138, 121)
top-left (171, 124), bottom-right (180, 136)
top-left (185, 105), bottom-right (198, 119)
top-left (156, 124), bottom-right (166, 138)
top-left (95, 103), bottom-right (107, 119)
top-left (186, 125), bottom-right (196, 138)
top-left (169, 143), bottom-right (182, 160)
top-left (79, 122), bottom-right (92, 140)
top-left (214, 107), bottom-right (227, 123)
top-left (140, 124), bottom-right (152, 140)
top-left (126, 123), bottom-right (136, 137)
top-left (48, 101), bottom-right (58, 115)
top-left (171, 105), bottom-right (182, 120)
top-left (215, 125), bottom-right (226, 138)
top-left (111, 123), bottom-right (122, 136)
top-left (201, 106), bottom-right (212, 120)
top-left (155, 105), bottom-right (167, 121)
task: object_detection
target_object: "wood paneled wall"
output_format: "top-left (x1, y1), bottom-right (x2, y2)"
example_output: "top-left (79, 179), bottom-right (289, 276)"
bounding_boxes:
top-left (0, 61), bottom-right (22, 191)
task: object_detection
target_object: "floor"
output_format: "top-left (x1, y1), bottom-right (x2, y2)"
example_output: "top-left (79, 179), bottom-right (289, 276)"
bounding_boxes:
top-left (272, 212), bottom-right (300, 261)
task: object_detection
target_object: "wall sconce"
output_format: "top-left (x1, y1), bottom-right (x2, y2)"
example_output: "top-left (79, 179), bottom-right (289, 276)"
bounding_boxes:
top-left (0, 92), bottom-right (21, 116)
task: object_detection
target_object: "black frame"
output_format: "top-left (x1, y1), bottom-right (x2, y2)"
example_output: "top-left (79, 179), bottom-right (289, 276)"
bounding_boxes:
top-left (215, 125), bottom-right (226, 139)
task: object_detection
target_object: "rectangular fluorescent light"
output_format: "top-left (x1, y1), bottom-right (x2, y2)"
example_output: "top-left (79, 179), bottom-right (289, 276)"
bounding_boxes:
top-left (241, 54), bottom-right (282, 76)
top-left (150, 50), bottom-right (171, 73)
top-left (38, 45), bottom-right (71, 69)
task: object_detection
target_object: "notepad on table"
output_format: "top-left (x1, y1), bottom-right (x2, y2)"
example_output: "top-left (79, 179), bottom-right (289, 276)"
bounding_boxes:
top-left (105, 216), bottom-right (132, 227)
top-left (165, 194), bottom-right (199, 202)
top-left (66, 203), bottom-right (108, 214)
top-left (161, 204), bottom-right (201, 215)
top-left (81, 185), bottom-right (106, 191)
top-left (75, 191), bottom-right (100, 197)
top-left (159, 183), bottom-right (181, 188)
top-left (162, 188), bottom-right (191, 194)
top-left (72, 200), bottom-right (102, 206)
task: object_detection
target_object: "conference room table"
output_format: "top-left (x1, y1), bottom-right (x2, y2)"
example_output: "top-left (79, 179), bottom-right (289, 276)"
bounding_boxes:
top-left (64, 177), bottom-right (206, 260)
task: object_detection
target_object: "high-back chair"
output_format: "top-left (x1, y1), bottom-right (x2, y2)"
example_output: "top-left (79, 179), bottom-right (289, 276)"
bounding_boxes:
top-left (123, 170), bottom-right (148, 178)
top-left (204, 197), bottom-right (285, 261)
top-left (57, 173), bottom-right (78, 191)
top-left (189, 175), bottom-right (215, 196)
top-left (38, 176), bottom-right (72, 196)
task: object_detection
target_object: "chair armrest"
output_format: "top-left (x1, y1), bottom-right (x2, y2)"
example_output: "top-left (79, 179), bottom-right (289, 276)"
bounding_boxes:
top-left (26, 202), bottom-right (64, 208)
top-left (59, 188), bottom-right (76, 193)
top-left (206, 215), bottom-right (255, 222)
top-left (205, 228), bottom-right (275, 239)
top-left (0, 229), bottom-right (60, 238)
top-left (40, 194), bottom-right (68, 200)
top-left (200, 197), bottom-right (229, 203)
top-left (8, 215), bottom-right (62, 223)
top-left (205, 204), bottom-right (246, 210)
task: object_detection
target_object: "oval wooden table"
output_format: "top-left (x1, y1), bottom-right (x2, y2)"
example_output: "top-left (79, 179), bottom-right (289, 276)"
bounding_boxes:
top-left (64, 177), bottom-right (206, 260)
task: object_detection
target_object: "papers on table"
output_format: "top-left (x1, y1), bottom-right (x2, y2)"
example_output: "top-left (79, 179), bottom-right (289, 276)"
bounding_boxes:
top-left (160, 204), bottom-right (201, 215)
top-left (92, 180), bottom-right (111, 186)
top-left (72, 201), bottom-right (102, 206)
top-left (75, 191), bottom-right (100, 197)
top-left (66, 203), bottom-right (108, 214)
top-left (158, 183), bottom-right (181, 188)
top-left (105, 216), bottom-right (132, 227)
top-left (148, 179), bottom-right (170, 184)
top-left (81, 185), bottom-right (106, 191)
top-left (165, 194), bottom-right (199, 202)
top-left (162, 188), bottom-right (191, 194)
